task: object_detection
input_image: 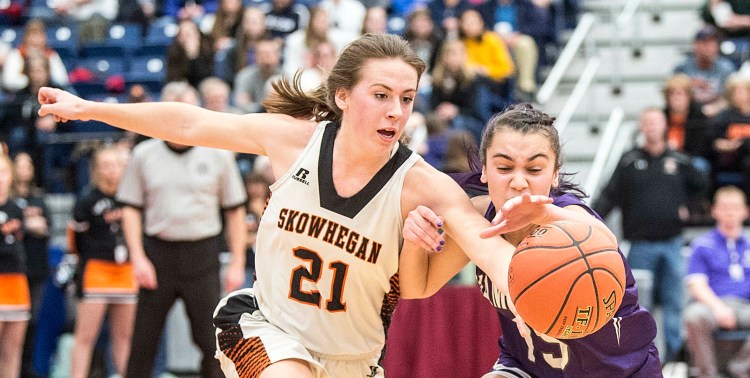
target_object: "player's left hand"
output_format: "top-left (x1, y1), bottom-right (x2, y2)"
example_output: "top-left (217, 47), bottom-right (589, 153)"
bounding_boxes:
top-left (224, 263), bottom-right (246, 293)
top-left (480, 193), bottom-right (553, 238)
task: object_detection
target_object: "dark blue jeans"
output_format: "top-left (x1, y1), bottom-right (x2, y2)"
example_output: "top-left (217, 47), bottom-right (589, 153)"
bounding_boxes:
top-left (627, 236), bottom-right (685, 361)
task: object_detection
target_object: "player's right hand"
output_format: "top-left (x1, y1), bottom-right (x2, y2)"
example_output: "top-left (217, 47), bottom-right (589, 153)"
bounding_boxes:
top-left (403, 205), bottom-right (445, 253)
top-left (38, 87), bottom-right (90, 123)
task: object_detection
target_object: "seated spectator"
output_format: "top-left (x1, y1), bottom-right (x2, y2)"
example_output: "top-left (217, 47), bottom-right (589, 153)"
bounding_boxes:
top-left (702, 0), bottom-right (750, 65)
top-left (163, 0), bottom-right (218, 22)
top-left (429, 39), bottom-right (486, 143)
top-left (664, 73), bottom-right (713, 223)
top-left (2, 19), bottom-right (69, 93)
top-left (674, 25), bottom-right (737, 117)
top-left (428, 0), bottom-right (472, 39)
top-left (707, 74), bottom-right (750, 195)
top-left (233, 38), bottom-right (282, 113)
top-left (318, 0), bottom-right (366, 36)
top-left (207, 0), bottom-right (244, 53)
top-left (664, 73), bottom-right (712, 163)
top-left (166, 19), bottom-right (215, 88)
top-left (51, 0), bottom-right (118, 44)
top-left (1, 54), bottom-right (58, 162)
top-left (220, 6), bottom-right (271, 85)
top-left (477, 0), bottom-right (546, 99)
top-left (297, 40), bottom-right (338, 92)
top-left (402, 8), bottom-right (444, 73)
top-left (458, 9), bottom-right (516, 117)
top-left (206, 0), bottom-right (243, 82)
top-left (281, 6), bottom-right (355, 78)
top-left (198, 76), bottom-right (242, 114)
top-left (441, 130), bottom-right (476, 174)
top-left (684, 185), bottom-right (750, 378)
top-left (360, 6), bottom-right (388, 35)
top-left (258, 0), bottom-right (310, 41)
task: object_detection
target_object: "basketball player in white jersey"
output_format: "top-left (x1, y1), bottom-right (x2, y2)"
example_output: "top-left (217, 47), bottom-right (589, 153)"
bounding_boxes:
top-left (37, 33), bottom-right (526, 378)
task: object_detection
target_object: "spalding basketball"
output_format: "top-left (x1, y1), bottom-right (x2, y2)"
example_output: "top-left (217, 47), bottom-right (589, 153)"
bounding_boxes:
top-left (508, 220), bottom-right (626, 339)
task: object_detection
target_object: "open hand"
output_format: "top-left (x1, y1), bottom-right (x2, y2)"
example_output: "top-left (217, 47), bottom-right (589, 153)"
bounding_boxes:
top-left (403, 205), bottom-right (445, 253)
top-left (480, 193), bottom-right (553, 239)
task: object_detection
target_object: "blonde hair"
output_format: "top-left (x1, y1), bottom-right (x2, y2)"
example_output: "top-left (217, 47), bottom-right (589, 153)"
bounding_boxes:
top-left (662, 74), bottom-right (693, 100)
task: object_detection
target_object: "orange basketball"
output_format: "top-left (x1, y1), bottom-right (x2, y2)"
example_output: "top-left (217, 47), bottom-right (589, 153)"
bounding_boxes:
top-left (508, 220), bottom-right (626, 339)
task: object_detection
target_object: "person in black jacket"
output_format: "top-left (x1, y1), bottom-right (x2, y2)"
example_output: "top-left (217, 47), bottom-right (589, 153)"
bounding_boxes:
top-left (593, 107), bottom-right (709, 363)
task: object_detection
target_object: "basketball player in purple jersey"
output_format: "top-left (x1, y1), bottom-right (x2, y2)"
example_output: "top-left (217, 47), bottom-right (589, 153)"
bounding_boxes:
top-left (401, 104), bottom-right (663, 377)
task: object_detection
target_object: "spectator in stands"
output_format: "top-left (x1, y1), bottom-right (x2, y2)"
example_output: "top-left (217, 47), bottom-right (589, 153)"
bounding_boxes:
top-left (593, 107), bottom-right (709, 363)
top-left (208, 0), bottom-right (244, 82)
top-left (163, 0), bottom-right (218, 22)
top-left (428, 0), bottom-right (472, 39)
top-left (703, 0), bottom-right (750, 39)
top-left (241, 172), bottom-right (272, 288)
top-left (707, 74), bottom-right (750, 196)
top-left (69, 145), bottom-right (135, 378)
top-left (429, 39), bottom-right (486, 144)
top-left (11, 152), bottom-right (50, 378)
top-left (664, 73), bottom-right (711, 165)
top-left (198, 76), bottom-right (242, 114)
top-left (2, 19), bottom-right (69, 93)
top-left (166, 19), bottom-right (215, 89)
top-left (2, 54), bottom-right (58, 156)
top-left (441, 130), bottom-right (475, 174)
top-left (51, 0), bottom-right (118, 45)
top-left (663, 73), bottom-right (712, 223)
top-left (233, 38), bottom-right (282, 113)
top-left (282, 6), bottom-right (355, 78)
top-left (684, 185), bottom-right (750, 378)
top-left (476, 0), bottom-right (545, 100)
top-left (208, 0), bottom-right (244, 51)
top-left (220, 6), bottom-right (271, 85)
top-left (360, 6), bottom-right (389, 35)
top-left (297, 40), bottom-right (338, 92)
top-left (318, 0), bottom-right (366, 36)
top-left (674, 25), bottom-right (737, 117)
top-left (116, 81), bottom-right (246, 378)
top-left (0, 154), bottom-right (28, 378)
top-left (458, 9), bottom-right (516, 118)
top-left (259, 0), bottom-right (310, 41)
top-left (117, 0), bottom-right (159, 33)
top-left (402, 8), bottom-right (443, 73)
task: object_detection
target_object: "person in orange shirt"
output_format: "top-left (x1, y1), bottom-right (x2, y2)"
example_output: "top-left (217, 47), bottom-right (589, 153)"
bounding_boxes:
top-left (459, 8), bottom-right (516, 118)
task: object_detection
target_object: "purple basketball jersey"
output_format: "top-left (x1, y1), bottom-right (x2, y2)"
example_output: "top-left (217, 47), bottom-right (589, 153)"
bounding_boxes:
top-left (475, 192), bottom-right (663, 377)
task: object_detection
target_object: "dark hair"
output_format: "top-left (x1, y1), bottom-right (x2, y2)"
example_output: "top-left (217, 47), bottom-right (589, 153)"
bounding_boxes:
top-left (263, 33), bottom-right (427, 122)
top-left (479, 103), bottom-right (586, 198)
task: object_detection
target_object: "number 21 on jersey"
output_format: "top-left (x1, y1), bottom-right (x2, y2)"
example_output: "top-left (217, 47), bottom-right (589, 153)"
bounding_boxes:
top-left (288, 247), bottom-right (349, 312)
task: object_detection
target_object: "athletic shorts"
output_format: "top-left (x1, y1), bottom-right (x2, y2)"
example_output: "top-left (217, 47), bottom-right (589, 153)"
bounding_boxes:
top-left (0, 273), bottom-right (30, 321)
top-left (81, 259), bottom-right (138, 304)
top-left (213, 288), bottom-right (385, 378)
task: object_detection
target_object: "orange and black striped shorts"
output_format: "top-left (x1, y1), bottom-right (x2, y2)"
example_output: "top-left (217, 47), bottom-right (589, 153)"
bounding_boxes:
top-left (82, 259), bottom-right (138, 303)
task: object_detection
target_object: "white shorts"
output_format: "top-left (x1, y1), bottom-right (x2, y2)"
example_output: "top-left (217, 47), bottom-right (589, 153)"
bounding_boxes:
top-left (213, 288), bottom-right (385, 378)
top-left (481, 361), bottom-right (533, 378)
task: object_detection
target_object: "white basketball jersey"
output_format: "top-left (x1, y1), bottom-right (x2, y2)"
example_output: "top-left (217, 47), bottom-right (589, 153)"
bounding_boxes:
top-left (254, 121), bottom-right (420, 357)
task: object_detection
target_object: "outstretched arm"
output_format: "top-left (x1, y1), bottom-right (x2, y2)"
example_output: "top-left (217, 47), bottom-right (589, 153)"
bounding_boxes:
top-left (37, 87), bottom-right (313, 157)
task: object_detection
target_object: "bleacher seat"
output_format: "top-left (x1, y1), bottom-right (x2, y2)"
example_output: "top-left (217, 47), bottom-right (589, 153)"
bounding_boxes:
top-left (46, 23), bottom-right (78, 60)
top-left (80, 23), bottom-right (142, 59)
top-left (143, 21), bottom-right (178, 50)
top-left (125, 55), bottom-right (166, 94)
top-left (0, 26), bottom-right (23, 47)
top-left (76, 56), bottom-right (127, 78)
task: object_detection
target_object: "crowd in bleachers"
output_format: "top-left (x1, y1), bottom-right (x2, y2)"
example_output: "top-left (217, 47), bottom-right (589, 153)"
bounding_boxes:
top-left (0, 0), bottom-right (579, 196)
